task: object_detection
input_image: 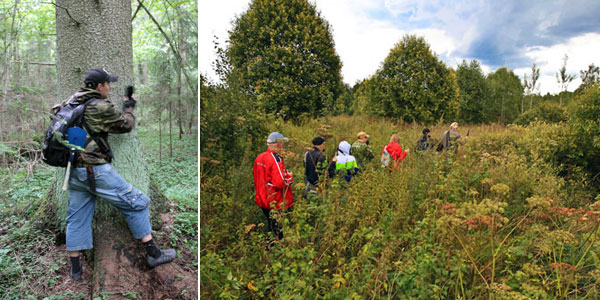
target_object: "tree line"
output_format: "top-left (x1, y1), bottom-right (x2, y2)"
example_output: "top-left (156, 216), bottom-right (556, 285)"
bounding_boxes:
top-left (200, 0), bottom-right (600, 171)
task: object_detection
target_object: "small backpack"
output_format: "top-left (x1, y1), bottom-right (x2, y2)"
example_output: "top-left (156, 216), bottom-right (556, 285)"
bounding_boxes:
top-left (41, 95), bottom-right (96, 167)
top-left (416, 136), bottom-right (429, 151)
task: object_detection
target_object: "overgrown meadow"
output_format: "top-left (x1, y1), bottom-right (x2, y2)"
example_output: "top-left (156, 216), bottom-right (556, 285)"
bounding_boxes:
top-left (0, 125), bottom-right (198, 299)
top-left (201, 115), bottom-right (600, 299)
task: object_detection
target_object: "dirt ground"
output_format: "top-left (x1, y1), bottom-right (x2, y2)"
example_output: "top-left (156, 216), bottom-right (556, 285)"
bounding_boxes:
top-left (48, 210), bottom-right (197, 299)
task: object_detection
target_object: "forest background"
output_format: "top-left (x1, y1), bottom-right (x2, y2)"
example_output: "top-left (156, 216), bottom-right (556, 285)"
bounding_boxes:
top-left (0, 0), bottom-right (198, 299)
top-left (200, 0), bottom-right (600, 299)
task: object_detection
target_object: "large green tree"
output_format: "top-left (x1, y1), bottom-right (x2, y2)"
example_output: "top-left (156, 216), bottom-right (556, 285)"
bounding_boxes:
top-left (356, 35), bottom-right (459, 123)
top-left (486, 67), bottom-right (523, 123)
top-left (227, 0), bottom-right (343, 121)
top-left (456, 59), bottom-right (489, 123)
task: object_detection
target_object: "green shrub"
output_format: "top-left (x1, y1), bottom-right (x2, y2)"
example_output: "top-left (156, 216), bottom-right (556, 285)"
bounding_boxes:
top-left (514, 102), bottom-right (568, 125)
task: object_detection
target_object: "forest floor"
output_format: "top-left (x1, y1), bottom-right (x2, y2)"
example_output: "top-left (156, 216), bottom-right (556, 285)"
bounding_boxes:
top-left (0, 124), bottom-right (198, 299)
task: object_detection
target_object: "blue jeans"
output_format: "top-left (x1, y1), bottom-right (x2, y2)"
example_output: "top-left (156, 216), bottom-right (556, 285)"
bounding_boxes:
top-left (66, 163), bottom-right (152, 251)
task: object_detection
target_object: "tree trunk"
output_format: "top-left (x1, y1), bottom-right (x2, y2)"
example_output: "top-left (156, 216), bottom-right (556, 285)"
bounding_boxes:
top-left (177, 8), bottom-right (185, 139)
top-left (50, 1), bottom-right (194, 298)
top-left (169, 94), bottom-right (173, 158)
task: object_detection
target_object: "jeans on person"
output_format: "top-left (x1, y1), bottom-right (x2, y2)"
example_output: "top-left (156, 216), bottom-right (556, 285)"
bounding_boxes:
top-left (66, 163), bottom-right (152, 251)
top-left (302, 180), bottom-right (318, 198)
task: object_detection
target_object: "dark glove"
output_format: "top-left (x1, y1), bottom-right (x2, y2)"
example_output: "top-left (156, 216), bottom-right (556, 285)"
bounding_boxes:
top-left (123, 85), bottom-right (136, 109)
top-left (123, 97), bottom-right (136, 109)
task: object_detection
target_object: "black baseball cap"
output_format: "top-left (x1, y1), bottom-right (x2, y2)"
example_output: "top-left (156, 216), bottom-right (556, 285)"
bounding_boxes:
top-left (84, 68), bottom-right (118, 87)
top-left (312, 136), bottom-right (325, 145)
top-left (423, 128), bottom-right (431, 134)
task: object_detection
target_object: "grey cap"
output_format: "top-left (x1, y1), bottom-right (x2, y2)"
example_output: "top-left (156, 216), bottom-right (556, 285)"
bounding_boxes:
top-left (267, 132), bottom-right (289, 144)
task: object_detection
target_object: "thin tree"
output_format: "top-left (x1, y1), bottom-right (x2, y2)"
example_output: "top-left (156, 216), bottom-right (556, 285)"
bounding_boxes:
top-left (522, 73), bottom-right (529, 113)
top-left (579, 64), bottom-right (600, 91)
top-left (556, 54), bottom-right (576, 105)
top-left (526, 63), bottom-right (540, 110)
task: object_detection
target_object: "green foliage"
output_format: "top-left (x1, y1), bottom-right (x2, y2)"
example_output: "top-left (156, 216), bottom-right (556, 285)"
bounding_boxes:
top-left (567, 85), bottom-right (600, 186)
top-left (514, 102), bottom-right (568, 125)
top-left (200, 73), bottom-right (269, 172)
top-left (456, 59), bottom-right (489, 123)
top-left (202, 115), bottom-right (600, 299)
top-left (227, 0), bottom-right (344, 121)
top-left (486, 67), bottom-right (524, 123)
top-left (137, 125), bottom-right (198, 266)
top-left (356, 35), bottom-right (460, 123)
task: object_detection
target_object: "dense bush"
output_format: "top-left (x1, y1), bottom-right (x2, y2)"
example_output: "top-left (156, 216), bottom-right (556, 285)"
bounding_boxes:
top-left (201, 115), bottom-right (600, 299)
top-left (355, 35), bottom-right (460, 123)
top-left (200, 73), bottom-right (269, 174)
top-left (514, 102), bottom-right (568, 125)
top-left (456, 59), bottom-right (489, 124)
top-left (227, 0), bottom-right (344, 121)
top-left (566, 85), bottom-right (600, 187)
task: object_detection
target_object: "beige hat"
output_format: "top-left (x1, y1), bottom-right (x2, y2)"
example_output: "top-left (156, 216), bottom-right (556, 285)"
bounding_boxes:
top-left (357, 131), bottom-right (369, 138)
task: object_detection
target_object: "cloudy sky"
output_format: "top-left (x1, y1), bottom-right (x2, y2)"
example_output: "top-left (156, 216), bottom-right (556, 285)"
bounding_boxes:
top-left (199, 0), bottom-right (600, 95)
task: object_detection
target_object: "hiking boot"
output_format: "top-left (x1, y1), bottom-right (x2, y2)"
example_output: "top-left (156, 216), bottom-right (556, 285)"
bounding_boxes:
top-left (70, 260), bottom-right (82, 281)
top-left (146, 248), bottom-right (177, 268)
top-left (271, 219), bottom-right (283, 240)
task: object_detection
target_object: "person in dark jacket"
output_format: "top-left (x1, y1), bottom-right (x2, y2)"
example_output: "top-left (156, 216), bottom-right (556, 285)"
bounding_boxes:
top-left (416, 128), bottom-right (433, 151)
top-left (303, 136), bottom-right (328, 198)
top-left (65, 68), bottom-right (175, 281)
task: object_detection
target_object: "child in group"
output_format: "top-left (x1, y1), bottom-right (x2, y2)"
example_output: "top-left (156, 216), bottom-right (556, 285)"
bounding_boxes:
top-left (381, 134), bottom-right (410, 170)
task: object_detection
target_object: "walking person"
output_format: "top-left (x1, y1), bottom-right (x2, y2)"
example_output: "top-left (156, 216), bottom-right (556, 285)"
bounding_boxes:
top-left (416, 128), bottom-right (433, 151)
top-left (436, 122), bottom-right (462, 153)
top-left (381, 134), bottom-right (410, 170)
top-left (64, 68), bottom-right (176, 281)
top-left (253, 132), bottom-right (294, 241)
top-left (329, 141), bottom-right (359, 183)
top-left (303, 136), bottom-right (328, 198)
top-left (350, 131), bottom-right (374, 168)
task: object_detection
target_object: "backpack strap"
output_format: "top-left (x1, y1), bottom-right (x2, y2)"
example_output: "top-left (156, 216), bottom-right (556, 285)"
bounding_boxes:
top-left (77, 97), bottom-right (114, 162)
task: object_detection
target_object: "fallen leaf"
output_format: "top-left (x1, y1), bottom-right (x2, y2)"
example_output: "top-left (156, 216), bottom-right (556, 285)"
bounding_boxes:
top-left (245, 224), bottom-right (256, 233)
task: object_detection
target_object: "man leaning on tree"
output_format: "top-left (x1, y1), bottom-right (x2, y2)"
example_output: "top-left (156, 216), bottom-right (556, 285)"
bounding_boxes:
top-left (64, 68), bottom-right (176, 281)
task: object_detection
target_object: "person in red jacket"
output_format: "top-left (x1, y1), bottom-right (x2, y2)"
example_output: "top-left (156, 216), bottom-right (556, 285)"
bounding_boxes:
top-left (381, 134), bottom-right (410, 170)
top-left (253, 132), bottom-right (294, 240)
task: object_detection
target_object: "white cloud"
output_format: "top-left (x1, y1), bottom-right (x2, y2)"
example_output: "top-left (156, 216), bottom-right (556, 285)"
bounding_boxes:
top-left (199, 0), bottom-right (249, 81)
top-left (522, 32), bottom-right (600, 94)
top-left (314, 0), bottom-right (405, 84)
top-left (199, 1), bottom-right (600, 96)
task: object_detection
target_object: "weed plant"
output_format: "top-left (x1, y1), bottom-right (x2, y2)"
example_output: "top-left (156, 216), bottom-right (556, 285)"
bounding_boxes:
top-left (201, 115), bottom-right (600, 299)
top-left (0, 124), bottom-right (197, 298)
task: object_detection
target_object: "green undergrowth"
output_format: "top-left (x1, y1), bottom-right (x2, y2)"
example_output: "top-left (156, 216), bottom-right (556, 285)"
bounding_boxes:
top-left (0, 124), bottom-right (197, 298)
top-left (138, 124), bottom-right (198, 269)
top-left (201, 115), bottom-right (600, 299)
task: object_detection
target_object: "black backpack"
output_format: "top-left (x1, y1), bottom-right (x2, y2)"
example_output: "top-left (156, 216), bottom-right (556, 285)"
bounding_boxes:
top-left (41, 96), bottom-right (96, 167)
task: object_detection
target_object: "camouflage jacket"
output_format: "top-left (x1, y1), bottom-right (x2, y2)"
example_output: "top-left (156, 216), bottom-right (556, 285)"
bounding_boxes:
top-left (55, 88), bottom-right (135, 167)
top-left (350, 140), bottom-right (374, 168)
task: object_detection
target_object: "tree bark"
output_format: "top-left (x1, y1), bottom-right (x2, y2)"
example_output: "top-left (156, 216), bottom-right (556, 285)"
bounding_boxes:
top-left (50, 1), bottom-right (194, 298)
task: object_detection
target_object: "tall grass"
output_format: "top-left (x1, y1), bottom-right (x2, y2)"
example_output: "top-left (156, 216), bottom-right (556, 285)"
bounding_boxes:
top-left (201, 115), bottom-right (599, 299)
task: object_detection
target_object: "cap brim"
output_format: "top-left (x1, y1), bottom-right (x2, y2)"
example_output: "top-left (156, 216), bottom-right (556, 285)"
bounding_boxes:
top-left (268, 137), bottom-right (289, 143)
top-left (107, 75), bottom-right (118, 82)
